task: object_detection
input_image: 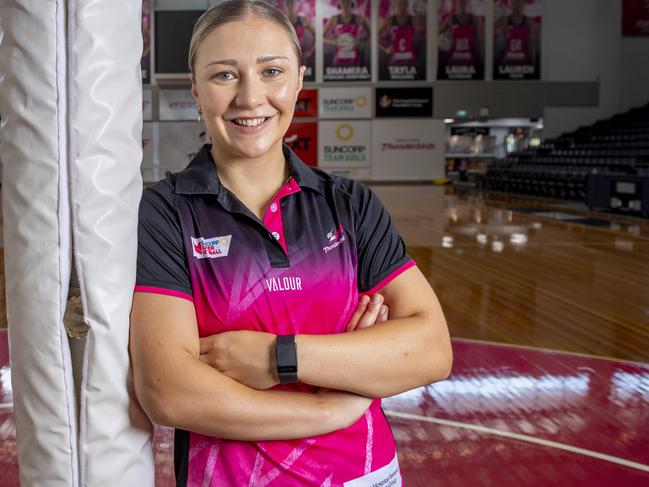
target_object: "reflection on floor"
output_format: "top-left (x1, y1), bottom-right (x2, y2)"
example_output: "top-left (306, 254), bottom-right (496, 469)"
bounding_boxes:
top-left (1, 331), bottom-right (648, 486)
top-left (371, 186), bottom-right (649, 362)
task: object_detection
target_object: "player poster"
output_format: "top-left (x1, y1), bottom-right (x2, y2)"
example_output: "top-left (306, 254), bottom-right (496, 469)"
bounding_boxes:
top-left (493, 0), bottom-right (541, 80)
top-left (141, 0), bottom-right (152, 83)
top-left (323, 0), bottom-right (372, 81)
top-left (269, 0), bottom-right (316, 81)
top-left (378, 0), bottom-right (427, 80)
top-left (437, 0), bottom-right (485, 80)
top-left (623, 0), bottom-right (649, 36)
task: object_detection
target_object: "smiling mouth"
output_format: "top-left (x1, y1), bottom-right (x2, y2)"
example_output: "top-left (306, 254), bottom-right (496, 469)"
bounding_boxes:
top-left (231, 117), bottom-right (271, 127)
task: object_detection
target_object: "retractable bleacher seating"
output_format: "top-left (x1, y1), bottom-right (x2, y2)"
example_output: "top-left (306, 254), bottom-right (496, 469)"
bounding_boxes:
top-left (482, 103), bottom-right (649, 215)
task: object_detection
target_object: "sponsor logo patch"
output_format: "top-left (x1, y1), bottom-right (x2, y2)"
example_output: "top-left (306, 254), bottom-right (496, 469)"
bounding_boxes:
top-left (323, 225), bottom-right (346, 253)
top-left (191, 235), bottom-right (232, 259)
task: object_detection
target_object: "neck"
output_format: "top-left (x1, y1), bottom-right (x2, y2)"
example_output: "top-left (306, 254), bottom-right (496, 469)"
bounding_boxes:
top-left (211, 142), bottom-right (289, 218)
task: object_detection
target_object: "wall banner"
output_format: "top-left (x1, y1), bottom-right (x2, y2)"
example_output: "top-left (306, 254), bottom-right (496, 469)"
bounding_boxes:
top-left (437, 0), bottom-right (485, 80)
top-left (159, 89), bottom-right (196, 121)
top-left (322, 0), bottom-right (372, 81)
top-left (375, 87), bottom-right (433, 117)
top-left (158, 122), bottom-right (210, 177)
top-left (318, 121), bottom-right (371, 168)
top-left (284, 122), bottom-right (318, 166)
top-left (371, 120), bottom-right (445, 180)
top-left (493, 0), bottom-right (542, 80)
top-left (378, 0), bottom-right (428, 81)
top-left (319, 87), bottom-right (372, 119)
top-left (142, 122), bottom-right (154, 182)
top-left (294, 89), bottom-right (319, 118)
top-left (141, 0), bottom-right (152, 83)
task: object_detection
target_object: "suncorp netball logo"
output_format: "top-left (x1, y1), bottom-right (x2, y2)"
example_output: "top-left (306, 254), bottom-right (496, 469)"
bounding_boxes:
top-left (336, 124), bottom-right (354, 142)
top-left (191, 235), bottom-right (232, 259)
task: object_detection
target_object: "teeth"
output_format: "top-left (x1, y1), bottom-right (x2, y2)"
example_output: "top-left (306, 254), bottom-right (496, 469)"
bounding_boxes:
top-left (234, 117), bottom-right (266, 127)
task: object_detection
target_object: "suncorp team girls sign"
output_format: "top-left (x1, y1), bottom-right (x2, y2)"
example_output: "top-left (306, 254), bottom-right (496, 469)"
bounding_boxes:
top-left (318, 87), bottom-right (372, 119)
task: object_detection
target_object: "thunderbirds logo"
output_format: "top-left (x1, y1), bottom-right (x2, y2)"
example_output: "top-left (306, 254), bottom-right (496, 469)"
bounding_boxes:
top-left (191, 235), bottom-right (232, 259)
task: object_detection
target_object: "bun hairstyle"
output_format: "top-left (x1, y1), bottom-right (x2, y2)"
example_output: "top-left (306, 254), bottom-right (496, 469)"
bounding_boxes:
top-left (188, 0), bottom-right (302, 76)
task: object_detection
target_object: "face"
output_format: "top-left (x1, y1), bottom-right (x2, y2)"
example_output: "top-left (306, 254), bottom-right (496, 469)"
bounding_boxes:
top-left (340, 0), bottom-right (353, 14)
top-left (512, 0), bottom-right (524, 14)
top-left (396, 0), bottom-right (409, 14)
top-left (191, 15), bottom-right (305, 161)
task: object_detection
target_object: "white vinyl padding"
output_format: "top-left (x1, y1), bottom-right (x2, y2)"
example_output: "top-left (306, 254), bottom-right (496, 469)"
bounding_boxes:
top-left (0, 1), bottom-right (78, 485)
top-left (70, 0), bottom-right (153, 485)
top-left (0, 0), bottom-right (154, 485)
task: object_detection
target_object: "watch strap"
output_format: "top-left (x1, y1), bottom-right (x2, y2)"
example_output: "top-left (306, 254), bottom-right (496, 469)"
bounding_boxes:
top-left (275, 334), bottom-right (298, 384)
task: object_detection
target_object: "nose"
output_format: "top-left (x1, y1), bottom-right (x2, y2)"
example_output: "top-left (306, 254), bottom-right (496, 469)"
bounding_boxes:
top-left (234, 73), bottom-right (264, 109)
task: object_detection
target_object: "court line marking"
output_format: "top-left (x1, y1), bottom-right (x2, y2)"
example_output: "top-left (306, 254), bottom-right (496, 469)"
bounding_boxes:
top-left (452, 337), bottom-right (649, 367)
top-left (385, 410), bottom-right (649, 473)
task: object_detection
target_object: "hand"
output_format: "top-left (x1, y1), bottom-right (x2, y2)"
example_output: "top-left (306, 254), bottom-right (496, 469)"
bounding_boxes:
top-left (199, 330), bottom-right (278, 390)
top-left (346, 294), bottom-right (389, 332)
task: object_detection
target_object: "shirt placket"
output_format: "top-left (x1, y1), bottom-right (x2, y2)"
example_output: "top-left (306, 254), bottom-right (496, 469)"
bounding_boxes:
top-left (263, 177), bottom-right (301, 256)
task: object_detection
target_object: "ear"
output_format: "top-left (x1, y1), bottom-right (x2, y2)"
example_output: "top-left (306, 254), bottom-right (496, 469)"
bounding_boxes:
top-left (191, 78), bottom-right (200, 105)
top-left (296, 65), bottom-right (306, 93)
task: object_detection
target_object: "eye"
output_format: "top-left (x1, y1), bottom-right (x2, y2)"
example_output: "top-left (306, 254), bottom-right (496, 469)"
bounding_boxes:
top-left (213, 71), bottom-right (236, 81)
top-left (263, 67), bottom-right (283, 78)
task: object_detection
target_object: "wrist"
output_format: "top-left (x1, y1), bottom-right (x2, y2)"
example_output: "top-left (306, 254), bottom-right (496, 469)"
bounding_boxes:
top-left (275, 334), bottom-right (299, 384)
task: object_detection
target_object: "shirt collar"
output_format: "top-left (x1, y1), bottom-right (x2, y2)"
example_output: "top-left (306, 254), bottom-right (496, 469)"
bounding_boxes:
top-left (174, 143), bottom-right (324, 196)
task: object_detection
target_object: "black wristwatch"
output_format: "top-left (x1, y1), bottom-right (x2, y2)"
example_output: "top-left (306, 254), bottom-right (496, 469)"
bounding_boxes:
top-left (275, 335), bottom-right (299, 384)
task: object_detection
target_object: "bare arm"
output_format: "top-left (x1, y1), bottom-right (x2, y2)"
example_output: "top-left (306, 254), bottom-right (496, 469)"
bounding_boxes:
top-left (203, 266), bottom-right (452, 398)
top-left (322, 16), bottom-right (337, 44)
top-left (129, 292), bottom-right (371, 441)
top-left (296, 266), bottom-right (452, 397)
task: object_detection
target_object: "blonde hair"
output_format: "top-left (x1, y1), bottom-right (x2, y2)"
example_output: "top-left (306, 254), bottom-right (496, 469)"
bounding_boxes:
top-left (188, 0), bottom-right (302, 75)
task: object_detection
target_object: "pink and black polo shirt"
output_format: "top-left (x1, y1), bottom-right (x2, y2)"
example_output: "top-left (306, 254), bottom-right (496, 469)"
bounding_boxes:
top-left (136, 144), bottom-right (413, 486)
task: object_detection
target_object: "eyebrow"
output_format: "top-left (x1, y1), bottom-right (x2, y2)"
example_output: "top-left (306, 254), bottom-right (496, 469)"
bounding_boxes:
top-left (204, 55), bottom-right (290, 68)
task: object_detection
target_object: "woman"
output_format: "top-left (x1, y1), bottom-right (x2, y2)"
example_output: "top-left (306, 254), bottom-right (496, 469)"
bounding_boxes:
top-left (378, 0), bottom-right (417, 65)
top-left (130, 1), bottom-right (452, 485)
top-left (322, 0), bottom-right (371, 66)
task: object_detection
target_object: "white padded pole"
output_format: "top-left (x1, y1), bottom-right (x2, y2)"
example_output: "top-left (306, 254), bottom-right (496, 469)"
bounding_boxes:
top-left (0, 1), bottom-right (78, 485)
top-left (70, 0), bottom-right (154, 485)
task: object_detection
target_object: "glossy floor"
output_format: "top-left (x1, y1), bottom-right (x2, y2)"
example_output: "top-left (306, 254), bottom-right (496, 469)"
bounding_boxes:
top-left (372, 186), bottom-right (649, 362)
top-left (1, 332), bottom-right (648, 485)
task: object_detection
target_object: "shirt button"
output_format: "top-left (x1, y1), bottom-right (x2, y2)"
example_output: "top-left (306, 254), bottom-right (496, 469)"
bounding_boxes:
top-left (272, 232), bottom-right (280, 240)
top-left (270, 203), bottom-right (278, 213)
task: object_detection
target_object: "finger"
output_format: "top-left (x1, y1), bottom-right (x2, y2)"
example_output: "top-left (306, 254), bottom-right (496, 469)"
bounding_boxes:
top-left (357, 294), bottom-right (383, 329)
top-left (346, 295), bottom-right (370, 332)
top-left (377, 305), bottom-right (389, 323)
top-left (198, 353), bottom-right (209, 364)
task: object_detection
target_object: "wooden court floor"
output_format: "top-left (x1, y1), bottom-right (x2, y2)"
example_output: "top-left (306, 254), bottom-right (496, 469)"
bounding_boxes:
top-left (371, 185), bottom-right (649, 364)
top-left (1, 185), bottom-right (648, 363)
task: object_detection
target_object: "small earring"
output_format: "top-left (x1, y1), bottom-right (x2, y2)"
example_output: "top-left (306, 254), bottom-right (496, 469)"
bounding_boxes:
top-left (197, 106), bottom-right (203, 122)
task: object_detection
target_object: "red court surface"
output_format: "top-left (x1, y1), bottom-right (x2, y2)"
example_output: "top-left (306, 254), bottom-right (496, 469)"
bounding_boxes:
top-left (1, 331), bottom-right (648, 486)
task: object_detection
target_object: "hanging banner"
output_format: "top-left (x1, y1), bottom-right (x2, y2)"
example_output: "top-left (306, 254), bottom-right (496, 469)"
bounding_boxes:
top-left (318, 121), bottom-right (371, 169)
top-left (323, 0), bottom-right (372, 81)
top-left (270, 0), bottom-right (317, 81)
top-left (143, 88), bottom-right (153, 121)
top-left (284, 122), bottom-right (318, 166)
top-left (294, 89), bottom-right (319, 118)
top-left (378, 0), bottom-right (428, 81)
top-left (437, 0), bottom-right (485, 80)
top-left (141, 0), bottom-right (151, 83)
top-left (493, 0), bottom-right (542, 80)
top-left (623, 0), bottom-right (649, 36)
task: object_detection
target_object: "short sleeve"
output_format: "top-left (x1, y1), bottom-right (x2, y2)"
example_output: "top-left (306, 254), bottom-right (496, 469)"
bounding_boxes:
top-left (135, 182), bottom-right (193, 301)
top-left (351, 182), bottom-right (415, 293)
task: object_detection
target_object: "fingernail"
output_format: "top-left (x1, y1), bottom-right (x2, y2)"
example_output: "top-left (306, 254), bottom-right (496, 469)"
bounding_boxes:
top-left (380, 305), bottom-right (388, 315)
top-left (361, 295), bottom-right (370, 304)
top-left (372, 294), bottom-right (381, 305)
